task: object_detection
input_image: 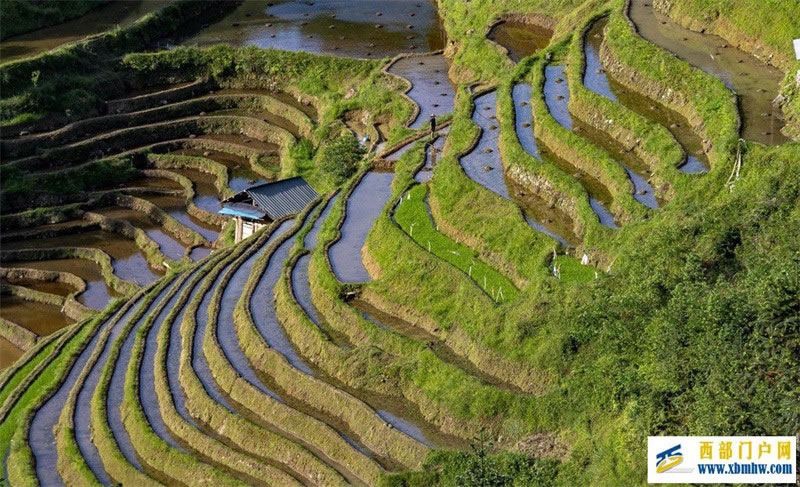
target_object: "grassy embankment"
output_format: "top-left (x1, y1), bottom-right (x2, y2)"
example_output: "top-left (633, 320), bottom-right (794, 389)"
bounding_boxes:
top-left (2, 304), bottom-right (123, 485)
top-left (0, 0), bottom-right (235, 127)
top-left (0, 0), bottom-right (109, 40)
top-left (385, 0), bottom-right (799, 484)
top-left (655, 0), bottom-right (800, 70)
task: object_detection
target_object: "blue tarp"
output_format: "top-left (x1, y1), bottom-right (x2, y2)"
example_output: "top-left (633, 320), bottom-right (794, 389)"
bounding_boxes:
top-left (218, 203), bottom-right (266, 220)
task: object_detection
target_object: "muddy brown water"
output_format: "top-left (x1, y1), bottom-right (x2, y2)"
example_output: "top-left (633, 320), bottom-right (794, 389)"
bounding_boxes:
top-left (198, 133), bottom-right (280, 154)
top-left (2, 228), bottom-right (162, 287)
top-left (511, 84), bottom-right (582, 244)
top-left (94, 206), bottom-right (189, 261)
top-left (123, 175), bottom-right (184, 190)
top-left (1, 277), bottom-right (77, 297)
top-left (0, 336), bottom-right (23, 370)
top-left (3, 258), bottom-right (121, 310)
top-left (0, 294), bottom-right (74, 336)
top-left (628, 0), bottom-right (787, 145)
top-left (505, 177), bottom-right (580, 247)
top-left (171, 146), bottom-right (269, 192)
top-left (586, 18), bottom-right (708, 173)
top-left (388, 54), bottom-right (456, 130)
top-left (181, 0), bottom-right (445, 59)
top-left (459, 90), bottom-right (568, 244)
top-left (572, 118), bottom-right (660, 209)
top-left (0, 0), bottom-right (169, 64)
top-left (164, 166), bottom-right (224, 213)
top-left (211, 108), bottom-right (301, 137)
top-left (608, 76), bottom-right (709, 173)
top-left (487, 20), bottom-right (553, 63)
top-left (214, 88), bottom-right (319, 121)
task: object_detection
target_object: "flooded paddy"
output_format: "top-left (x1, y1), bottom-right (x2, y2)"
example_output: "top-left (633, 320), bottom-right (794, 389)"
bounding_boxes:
top-left (215, 88), bottom-right (319, 121)
top-left (388, 55), bottom-right (455, 130)
top-left (141, 194), bottom-right (220, 243)
top-left (94, 206), bottom-right (189, 261)
top-left (543, 66), bottom-right (574, 131)
top-left (28, 302), bottom-right (135, 487)
top-left (383, 138), bottom-right (418, 161)
top-left (0, 294), bottom-right (73, 336)
top-left (2, 228), bottom-right (161, 287)
top-left (586, 18), bottom-right (708, 173)
top-left (164, 166), bottom-right (225, 213)
top-left (74, 298), bottom-right (142, 485)
top-left (274, 292), bottom-right (462, 451)
top-left (0, 0), bottom-right (169, 64)
top-left (542, 66), bottom-right (621, 227)
top-left (107, 284), bottom-right (176, 474)
top-left (4, 258), bottom-right (120, 310)
top-left (0, 277), bottom-right (76, 297)
top-left (211, 108), bottom-right (301, 137)
top-left (192, 265), bottom-right (236, 413)
top-left (505, 178), bottom-right (579, 246)
top-left (460, 91), bottom-right (567, 244)
top-left (353, 299), bottom-right (527, 404)
top-left (0, 337), bottom-right (23, 370)
top-left (329, 171), bottom-right (394, 283)
top-left (124, 175), bottom-right (184, 190)
top-left (487, 20), bottom-right (552, 63)
top-left (572, 119), bottom-right (659, 209)
top-left (199, 133), bottom-right (281, 154)
top-left (583, 19), bottom-right (618, 103)
top-left (609, 77), bottom-right (709, 173)
top-left (171, 147), bottom-right (267, 192)
top-left (512, 84), bottom-right (541, 159)
top-left (251, 221), bottom-right (315, 376)
top-left (292, 196), bottom-right (338, 328)
top-left (140, 277), bottom-right (196, 452)
top-left (414, 132), bottom-right (447, 183)
top-left (121, 81), bottom-right (196, 100)
top-left (628, 0), bottom-right (787, 145)
top-left (216, 221), bottom-right (292, 402)
top-left (181, 0), bottom-right (445, 59)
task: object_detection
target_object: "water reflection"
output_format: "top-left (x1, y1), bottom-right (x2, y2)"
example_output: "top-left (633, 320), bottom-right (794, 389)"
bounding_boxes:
top-left (182, 0), bottom-right (445, 59)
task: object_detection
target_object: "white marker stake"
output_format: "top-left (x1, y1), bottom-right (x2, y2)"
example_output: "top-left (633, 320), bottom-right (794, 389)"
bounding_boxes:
top-left (794, 39), bottom-right (800, 60)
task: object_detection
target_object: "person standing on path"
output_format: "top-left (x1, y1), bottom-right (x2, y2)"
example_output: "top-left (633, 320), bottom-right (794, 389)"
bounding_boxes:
top-left (429, 114), bottom-right (436, 140)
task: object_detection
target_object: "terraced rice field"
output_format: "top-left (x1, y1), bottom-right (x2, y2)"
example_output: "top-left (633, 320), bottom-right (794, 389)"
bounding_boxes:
top-left (1, 0), bottom-right (797, 485)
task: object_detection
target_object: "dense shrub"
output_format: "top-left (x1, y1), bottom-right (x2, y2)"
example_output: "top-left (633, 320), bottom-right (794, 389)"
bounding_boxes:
top-left (319, 133), bottom-right (365, 185)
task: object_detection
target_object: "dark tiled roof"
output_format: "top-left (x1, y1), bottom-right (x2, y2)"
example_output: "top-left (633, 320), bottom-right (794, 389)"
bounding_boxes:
top-left (244, 177), bottom-right (318, 220)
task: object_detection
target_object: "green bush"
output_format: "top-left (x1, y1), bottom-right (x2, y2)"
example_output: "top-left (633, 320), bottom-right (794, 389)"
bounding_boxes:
top-left (319, 133), bottom-right (365, 185)
top-left (381, 435), bottom-right (559, 487)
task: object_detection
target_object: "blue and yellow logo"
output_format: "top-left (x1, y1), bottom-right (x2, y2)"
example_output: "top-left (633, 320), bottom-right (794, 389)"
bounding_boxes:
top-left (656, 444), bottom-right (683, 473)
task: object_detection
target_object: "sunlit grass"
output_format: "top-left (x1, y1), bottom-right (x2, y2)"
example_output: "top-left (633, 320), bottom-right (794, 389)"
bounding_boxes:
top-left (393, 184), bottom-right (519, 302)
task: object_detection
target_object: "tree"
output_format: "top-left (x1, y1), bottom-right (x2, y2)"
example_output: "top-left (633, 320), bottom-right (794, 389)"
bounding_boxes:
top-left (320, 133), bottom-right (365, 184)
